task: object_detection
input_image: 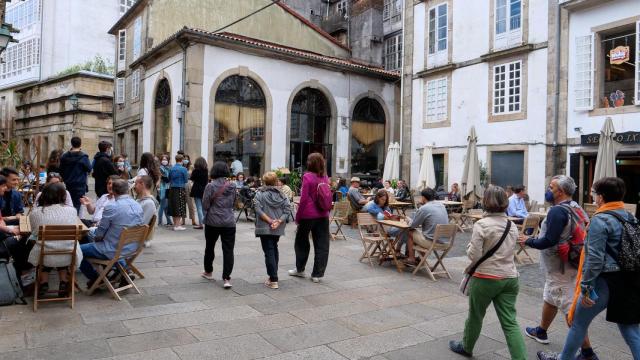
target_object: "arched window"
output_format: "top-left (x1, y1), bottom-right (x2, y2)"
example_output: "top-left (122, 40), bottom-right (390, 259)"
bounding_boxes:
top-left (214, 75), bottom-right (265, 177)
top-left (153, 78), bottom-right (171, 155)
top-left (290, 88), bottom-right (332, 174)
top-left (351, 98), bottom-right (385, 177)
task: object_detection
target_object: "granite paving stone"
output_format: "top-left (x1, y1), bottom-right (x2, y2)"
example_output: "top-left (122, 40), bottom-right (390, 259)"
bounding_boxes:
top-left (172, 333), bottom-right (281, 360)
top-left (260, 320), bottom-right (359, 352)
top-left (81, 301), bottom-right (208, 324)
top-left (106, 328), bottom-right (198, 355)
top-left (259, 345), bottom-right (348, 360)
top-left (186, 313), bottom-right (304, 341)
top-left (289, 299), bottom-right (381, 323)
top-left (97, 348), bottom-right (181, 360)
top-left (26, 320), bottom-right (129, 349)
top-left (328, 327), bottom-right (430, 359)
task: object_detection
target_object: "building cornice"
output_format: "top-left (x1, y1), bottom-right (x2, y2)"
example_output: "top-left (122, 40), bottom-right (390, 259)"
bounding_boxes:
top-left (15, 110), bottom-right (113, 122)
top-left (15, 94), bottom-right (113, 110)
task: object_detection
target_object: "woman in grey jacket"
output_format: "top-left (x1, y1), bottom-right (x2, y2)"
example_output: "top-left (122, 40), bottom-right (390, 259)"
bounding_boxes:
top-left (253, 172), bottom-right (290, 289)
top-left (201, 161), bottom-right (236, 289)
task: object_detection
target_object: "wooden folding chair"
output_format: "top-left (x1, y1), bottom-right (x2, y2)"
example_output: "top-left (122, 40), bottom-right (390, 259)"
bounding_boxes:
top-left (412, 224), bottom-right (457, 280)
top-left (330, 201), bottom-right (350, 240)
top-left (33, 225), bottom-right (83, 311)
top-left (130, 215), bottom-right (156, 279)
top-left (334, 191), bottom-right (344, 202)
top-left (356, 213), bottom-right (387, 267)
top-left (583, 203), bottom-right (597, 218)
top-left (515, 215), bottom-right (539, 264)
top-left (86, 225), bottom-right (149, 301)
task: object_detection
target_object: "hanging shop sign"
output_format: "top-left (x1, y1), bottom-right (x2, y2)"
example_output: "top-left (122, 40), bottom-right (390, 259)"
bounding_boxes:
top-left (609, 46), bottom-right (630, 65)
top-left (581, 131), bottom-right (640, 145)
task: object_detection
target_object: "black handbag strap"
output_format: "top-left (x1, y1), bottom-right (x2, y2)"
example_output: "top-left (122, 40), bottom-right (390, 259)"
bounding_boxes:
top-left (467, 220), bottom-right (512, 275)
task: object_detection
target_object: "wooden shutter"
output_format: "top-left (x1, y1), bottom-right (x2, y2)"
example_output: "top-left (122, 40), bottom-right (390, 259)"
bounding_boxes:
top-left (574, 34), bottom-right (594, 111)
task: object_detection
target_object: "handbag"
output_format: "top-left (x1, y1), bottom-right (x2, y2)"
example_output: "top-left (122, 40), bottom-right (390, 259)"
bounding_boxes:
top-left (459, 220), bottom-right (511, 296)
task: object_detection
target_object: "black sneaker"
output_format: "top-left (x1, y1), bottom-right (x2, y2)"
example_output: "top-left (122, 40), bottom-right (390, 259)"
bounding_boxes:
top-left (537, 351), bottom-right (559, 360)
top-left (58, 281), bottom-right (69, 298)
top-left (38, 282), bottom-right (49, 298)
top-left (448, 340), bottom-right (472, 357)
top-left (525, 326), bottom-right (550, 344)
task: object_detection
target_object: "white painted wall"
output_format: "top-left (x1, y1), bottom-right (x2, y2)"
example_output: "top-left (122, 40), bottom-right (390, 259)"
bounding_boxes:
top-left (409, 0), bottom-right (549, 203)
top-left (565, 0), bottom-right (640, 150)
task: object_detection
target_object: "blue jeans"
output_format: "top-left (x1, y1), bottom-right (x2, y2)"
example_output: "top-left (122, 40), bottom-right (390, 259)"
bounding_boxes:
top-left (79, 243), bottom-right (126, 281)
top-left (260, 235), bottom-right (279, 282)
top-left (560, 276), bottom-right (640, 359)
top-left (194, 197), bottom-right (204, 225)
top-left (158, 196), bottom-right (172, 225)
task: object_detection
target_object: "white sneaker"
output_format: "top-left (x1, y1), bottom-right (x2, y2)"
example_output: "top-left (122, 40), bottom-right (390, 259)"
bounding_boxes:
top-left (223, 280), bottom-right (232, 289)
top-left (201, 272), bottom-right (215, 281)
top-left (288, 269), bottom-right (306, 278)
top-left (143, 240), bottom-right (151, 248)
top-left (311, 277), bottom-right (321, 283)
top-left (174, 226), bottom-right (186, 231)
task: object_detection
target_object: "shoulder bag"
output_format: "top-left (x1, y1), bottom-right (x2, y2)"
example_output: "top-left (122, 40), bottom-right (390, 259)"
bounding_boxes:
top-left (459, 220), bottom-right (511, 296)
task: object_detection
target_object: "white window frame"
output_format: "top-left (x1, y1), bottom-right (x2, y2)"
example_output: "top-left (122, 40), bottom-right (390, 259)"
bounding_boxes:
top-left (494, 0), bottom-right (522, 50)
top-left (118, 30), bottom-right (126, 71)
top-left (119, 0), bottom-right (135, 15)
top-left (0, 37), bottom-right (40, 79)
top-left (492, 60), bottom-right (522, 115)
top-left (133, 17), bottom-right (142, 60)
top-left (116, 78), bottom-right (125, 104)
top-left (384, 33), bottom-right (403, 71)
top-left (383, 0), bottom-right (402, 24)
top-left (427, 3), bottom-right (448, 69)
top-left (131, 69), bottom-right (140, 100)
top-left (574, 34), bottom-right (594, 111)
top-left (424, 77), bottom-right (448, 124)
top-left (635, 20), bottom-right (640, 106)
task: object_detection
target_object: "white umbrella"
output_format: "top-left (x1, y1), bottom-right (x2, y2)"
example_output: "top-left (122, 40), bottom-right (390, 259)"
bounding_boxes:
top-left (461, 126), bottom-right (483, 199)
top-left (382, 142), bottom-right (400, 181)
top-left (593, 117), bottom-right (620, 183)
top-left (417, 146), bottom-right (436, 190)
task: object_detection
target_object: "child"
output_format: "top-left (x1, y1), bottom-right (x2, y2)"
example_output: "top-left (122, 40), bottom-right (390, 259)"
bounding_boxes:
top-left (253, 172), bottom-right (290, 289)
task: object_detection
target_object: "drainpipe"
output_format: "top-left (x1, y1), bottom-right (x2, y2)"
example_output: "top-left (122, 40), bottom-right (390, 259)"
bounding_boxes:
top-left (399, 0), bottom-right (406, 174)
top-left (552, 2), bottom-right (561, 176)
top-left (178, 40), bottom-right (189, 151)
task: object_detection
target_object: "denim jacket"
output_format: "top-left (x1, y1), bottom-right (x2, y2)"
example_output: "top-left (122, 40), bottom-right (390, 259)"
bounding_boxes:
top-left (580, 209), bottom-right (631, 293)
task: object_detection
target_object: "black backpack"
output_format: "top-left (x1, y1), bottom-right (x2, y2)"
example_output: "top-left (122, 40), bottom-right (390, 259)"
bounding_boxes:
top-left (602, 211), bottom-right (640, 272)
top-left (0, 240), bottom-right (26, 306)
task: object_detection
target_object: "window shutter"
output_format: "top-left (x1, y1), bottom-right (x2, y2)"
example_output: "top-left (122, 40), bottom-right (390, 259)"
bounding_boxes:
top-left (116, 78), bottom-right (125, 104)
top-left (574, 34), bottom-right (594, 111)
top-left (635, 21), bottom-right (640, 105)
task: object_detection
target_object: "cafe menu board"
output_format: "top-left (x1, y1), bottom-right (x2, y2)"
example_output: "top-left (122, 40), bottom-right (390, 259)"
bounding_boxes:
top-left (581, 131), bottom-right (640, 145)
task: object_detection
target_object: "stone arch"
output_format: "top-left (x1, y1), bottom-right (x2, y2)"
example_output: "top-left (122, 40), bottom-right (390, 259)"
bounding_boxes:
top-left (349, 91), bottom-right (391, 178)
top-left (151, 72), bottom-right (174, 155)
top-left (286, 80), bottom-right (337, 175)
top-left (208, 66), bottom-right (273, 173)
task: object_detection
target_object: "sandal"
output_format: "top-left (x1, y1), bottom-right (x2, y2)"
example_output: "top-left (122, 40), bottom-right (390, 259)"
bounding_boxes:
top-left (201, 272), bottom-right (215, 281)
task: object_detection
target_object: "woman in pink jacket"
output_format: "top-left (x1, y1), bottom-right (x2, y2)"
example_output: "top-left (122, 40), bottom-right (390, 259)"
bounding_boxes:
top-left (289, 153), bottom-right (331, 283)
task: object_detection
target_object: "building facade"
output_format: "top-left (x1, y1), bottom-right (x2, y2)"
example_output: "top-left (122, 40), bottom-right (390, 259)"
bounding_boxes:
top-left (403, 0), bottom-right (549, 202)
top-left (556, 0), bottom-right (640, 212)
top-left (111, 0), bottom-right (398, 180)
top-left (0, 0), bottom-right (121, 141)
top-left (13, 71), bottom-right (114, 161)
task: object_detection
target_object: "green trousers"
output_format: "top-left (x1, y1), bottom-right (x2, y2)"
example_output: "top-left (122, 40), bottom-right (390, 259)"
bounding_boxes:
top-left (462, 277), bottom-right (527, 360)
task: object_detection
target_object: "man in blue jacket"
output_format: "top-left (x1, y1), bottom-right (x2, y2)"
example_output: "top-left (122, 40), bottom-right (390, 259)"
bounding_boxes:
top-left (59, 137), bottom-right (92, 212)
top-left (0, 167), bottom-right (24, 225)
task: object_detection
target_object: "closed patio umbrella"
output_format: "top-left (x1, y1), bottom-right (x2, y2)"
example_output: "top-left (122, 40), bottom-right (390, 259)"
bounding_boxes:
top-left (417, 146), bottom-right (436, 190)
top-left (461, 126), bottom-right (483, 199)
top-left (382, 142), bottom-right (400, 181)
top-left (593, 117), bottom-right (620, 183)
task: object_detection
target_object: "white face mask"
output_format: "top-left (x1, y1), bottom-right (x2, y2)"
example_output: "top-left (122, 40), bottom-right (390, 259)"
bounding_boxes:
top-left (161, 160), bottom-right (169, 166)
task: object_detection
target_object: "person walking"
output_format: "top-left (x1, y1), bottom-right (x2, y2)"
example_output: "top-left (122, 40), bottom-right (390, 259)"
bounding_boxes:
top-left (169, 154), bottom-right (189, 231)
top-left (58, 137), bottom-right (91, 212)
top-left (288, 152), bottom-right (332, 283)
top-left (182, 154), bottom-right (199, 227)
top-left (158, 154), bottom-right (173, 227)
top-left (449, 186), bottom-right (527, 360)
top-left (92, 141), bottom-right (117, 198)
top-left (254, 172), bottom-right (290, 289)
top-left (537, 177), bottom-right (640, 360)
top-left (201, 161), bottom-right (236, 289)
top-left (190, 157), bottom-right (208, 230)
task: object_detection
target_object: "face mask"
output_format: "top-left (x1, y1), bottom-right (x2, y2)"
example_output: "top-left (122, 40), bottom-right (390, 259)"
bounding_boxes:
top-left (161, 160), bottom-right (169, 166)
top-left (106, 149), bottom-right (113, 156)
top-left (116, 162), bottom-right (125, 167)
top-left (183, 160), bottom-right (189, 165)
top-left (544, 190), bottom-right (555, 203)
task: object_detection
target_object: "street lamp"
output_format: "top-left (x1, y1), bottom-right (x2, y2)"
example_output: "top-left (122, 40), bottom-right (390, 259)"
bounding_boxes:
top-left (69, 94), bottom-right (79, 110)
top-left (0, 24), bottom-right (14, 53)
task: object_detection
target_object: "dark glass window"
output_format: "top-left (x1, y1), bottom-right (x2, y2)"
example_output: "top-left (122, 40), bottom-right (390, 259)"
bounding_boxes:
top-left (351, 98), bottom-right (385, 178)
top-left (153, 78), bottom-right (171, 155)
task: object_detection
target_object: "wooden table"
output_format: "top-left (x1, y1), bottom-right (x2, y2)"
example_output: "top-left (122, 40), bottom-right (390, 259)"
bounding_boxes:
top-left (389, 201), bottom-right (413, 216)
top-left (20, 216), bottom-right (89, 235)
top-left (376, 219), bottom-right (410, 272)
top-left (437, 200), bottom-right (463, 206)
top-left (529, 212), bottom-right (547, 218)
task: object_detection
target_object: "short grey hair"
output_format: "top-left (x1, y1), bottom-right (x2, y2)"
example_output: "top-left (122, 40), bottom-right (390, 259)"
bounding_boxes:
top-left (111, 179), bottom-right (129, 196)
top-left (551, 175), bottom-right (576, 196)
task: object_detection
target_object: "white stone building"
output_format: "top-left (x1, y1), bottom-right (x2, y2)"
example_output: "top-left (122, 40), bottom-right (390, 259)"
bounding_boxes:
top-left (0, 0), bottom-right (122, 141)
top-left (403, 0), bottom-right (549, 202)
top-left (558, 0), bottom-right (639, 211)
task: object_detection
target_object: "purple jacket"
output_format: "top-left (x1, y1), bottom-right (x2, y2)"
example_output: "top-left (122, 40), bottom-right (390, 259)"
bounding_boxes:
top-left (295, 172), bottom-right (330, 222)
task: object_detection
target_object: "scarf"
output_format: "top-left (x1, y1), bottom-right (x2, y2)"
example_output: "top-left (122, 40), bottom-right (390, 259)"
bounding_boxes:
top-left (568, 201), bottom-right (625, 323)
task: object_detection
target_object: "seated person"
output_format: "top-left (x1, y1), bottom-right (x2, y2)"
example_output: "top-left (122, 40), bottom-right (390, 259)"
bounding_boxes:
top-left (0, 167), bottom-right (25, 225)
top-left (27, 183), bottom-right (82, 298)
top-left (34, 172), bottom-right (73, 208)
top-left (277, 177), bottom-right (294, 201)
top-left (79, 175), bottom-right (118, 227)
top-left (337, 178), bottom-right (348, 197)
top-left (383, 181), bottom-right (395, 196)
top-left (79, 179), bottom-right (144, 289)
top-left (395, 180), bottom-right (411, 202)
top-left (0, 175), bottom-right (29, 279)
top-left (347, 177), bottom-right (368, 211)
top-left (134, 175), bottom-right (159, 247)
top-left (507, 184), bottom-right (528, 222)
top-left (365, 189), bottom-right (400, 237)
top-left (19, 161), bottom-right (36, 188)
top-left (447, 183), bottom-right (461, 202)
top-left (234, 172), bottom-right (245, 189)
top-left (400, 188), bottom-right (449, 265)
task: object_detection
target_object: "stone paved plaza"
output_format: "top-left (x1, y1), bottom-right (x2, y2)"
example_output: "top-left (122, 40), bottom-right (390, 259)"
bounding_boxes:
top-left (0, 219), bottom-right (634, 360)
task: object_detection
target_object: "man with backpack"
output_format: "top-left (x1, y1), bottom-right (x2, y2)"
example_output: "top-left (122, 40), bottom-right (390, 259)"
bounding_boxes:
top-left (59, 137), bottom-right (92, 212)
top-left (519, 175), bottom-right (597, 360)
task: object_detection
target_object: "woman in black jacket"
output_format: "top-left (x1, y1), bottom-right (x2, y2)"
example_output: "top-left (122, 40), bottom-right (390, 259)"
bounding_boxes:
top-left (190, 157), bottom-right (209, 230)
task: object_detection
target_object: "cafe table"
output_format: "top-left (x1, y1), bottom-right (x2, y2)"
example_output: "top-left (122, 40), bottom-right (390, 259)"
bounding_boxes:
top-left (437, 200), bottom-right (463, 206)
top-left (19, 216), bottom-right (89, 235)
top-left (528, 211), bottom-right (547, 219)
top-left (389, 200), bottom-right (413, 216)
top-left (376, 218), bottom-right (410, 272)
